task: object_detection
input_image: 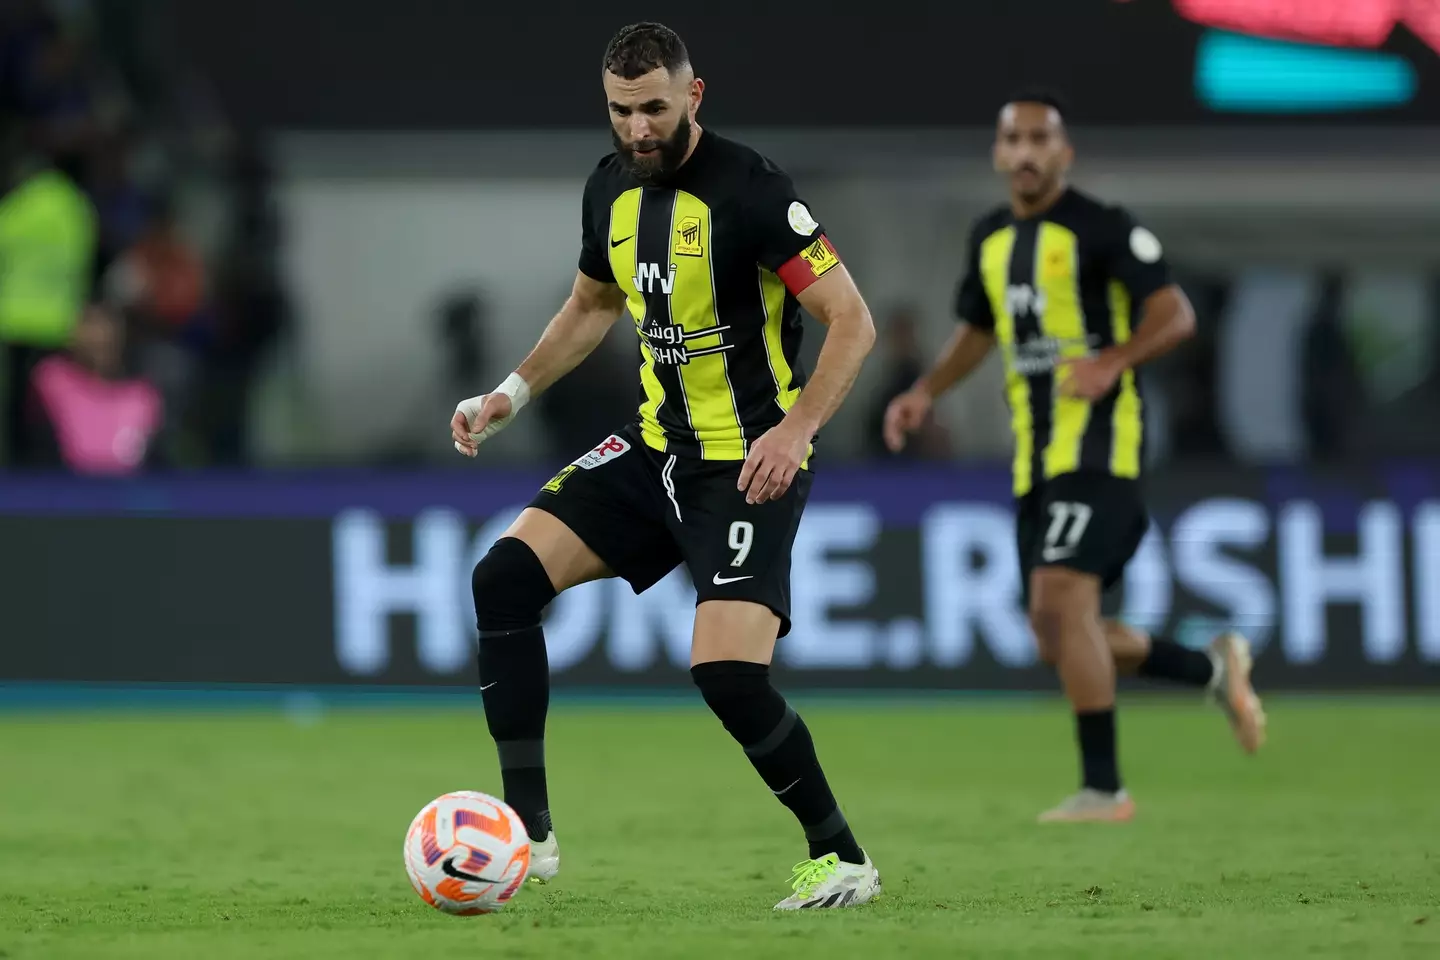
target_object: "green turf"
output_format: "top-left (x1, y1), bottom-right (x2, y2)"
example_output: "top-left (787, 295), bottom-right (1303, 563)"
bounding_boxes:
top-left (1, 697), bottom-right (1437, 959)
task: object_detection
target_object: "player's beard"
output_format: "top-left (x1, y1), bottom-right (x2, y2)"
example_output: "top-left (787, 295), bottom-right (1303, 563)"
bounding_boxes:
top-left (614, 112), bottom-right (692, 185)
top-left (1012, 162), bottom-right (1055, 203)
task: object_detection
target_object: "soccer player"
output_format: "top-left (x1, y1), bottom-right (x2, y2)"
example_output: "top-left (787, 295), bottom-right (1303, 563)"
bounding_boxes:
top-left (883, 89), bottom-right (1266, 823)
top-left (450, 23), bottom-right (881, 909)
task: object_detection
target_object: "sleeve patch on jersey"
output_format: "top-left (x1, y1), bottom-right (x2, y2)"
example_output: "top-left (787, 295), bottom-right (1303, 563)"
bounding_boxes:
top-left (1129, 226), bottom-right (1163, 263)
top-left (777, 235), bottom-right (841, 294)
top-left (787, 201), bottom-right (819, 236)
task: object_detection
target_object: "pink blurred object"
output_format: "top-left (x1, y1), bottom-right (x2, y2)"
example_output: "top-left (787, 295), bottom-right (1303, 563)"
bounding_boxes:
top-left (30, 356), bottom-right (163, 475)
top-left (1168, 0), bottom-right (1440, 51)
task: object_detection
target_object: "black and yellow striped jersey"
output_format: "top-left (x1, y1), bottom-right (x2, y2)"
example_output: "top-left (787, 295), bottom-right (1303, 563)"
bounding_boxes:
top-left (954, 188), bottom-right (1172, 497)
top-left (577, 131), bottom-right (840, 461)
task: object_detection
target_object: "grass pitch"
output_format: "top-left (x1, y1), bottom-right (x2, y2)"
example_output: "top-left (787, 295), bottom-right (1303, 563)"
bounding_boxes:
top-left (1, 696), bottom-right (1437, 959)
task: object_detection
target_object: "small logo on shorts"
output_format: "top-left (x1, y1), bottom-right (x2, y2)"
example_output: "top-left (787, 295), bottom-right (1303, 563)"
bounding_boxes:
top-left (573, 435), bottom-right (631, 470)
top-left (541, 464), bottom-right (577, 494)
top-left (712, 573), bottom-right (755, 585)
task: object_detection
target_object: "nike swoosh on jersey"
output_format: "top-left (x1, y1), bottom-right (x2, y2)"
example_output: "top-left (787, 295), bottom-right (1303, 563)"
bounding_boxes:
top-left (611, 235), bottom-right (634, 248)
top-left (712, 573), bottom-right (755, 585)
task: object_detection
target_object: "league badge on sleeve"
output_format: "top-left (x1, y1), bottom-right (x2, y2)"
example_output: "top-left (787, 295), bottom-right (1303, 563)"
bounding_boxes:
top-left (787, 201), bottom-right (819, 236)
top-left (1129, 227), bottom-right (1163, 263)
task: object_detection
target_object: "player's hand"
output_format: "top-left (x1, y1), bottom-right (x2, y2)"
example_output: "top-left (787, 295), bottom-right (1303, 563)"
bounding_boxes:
top-left (450, 393), bottom-right (514, 458)
top-left (882, 388), bottom-right (933, 453)
top-left (738, 417), bottom-right (812, 505)
top-left (1058, 350), bottom-right (1125, 401)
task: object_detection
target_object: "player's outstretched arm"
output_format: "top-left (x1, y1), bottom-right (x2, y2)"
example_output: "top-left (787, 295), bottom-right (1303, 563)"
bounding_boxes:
top-left (1060, 210), bottom-right (1195, 401)
top-left (515, 272), bottom-right (627, 396)
top-left (1109, 285), bottom-right (1195, 368)
top-left (738, 265), bottom-right (874, 503)
top-left (882, 322), bottom-right (996, 454)
top-left (450, 272), bottom-right (625, 457)
top-left (1059, 285), bottom-right (1195, 401)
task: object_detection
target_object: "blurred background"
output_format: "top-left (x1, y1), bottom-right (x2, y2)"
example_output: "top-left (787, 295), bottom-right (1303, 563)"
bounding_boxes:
top-left (2, 0), bottom-right (1439, 694)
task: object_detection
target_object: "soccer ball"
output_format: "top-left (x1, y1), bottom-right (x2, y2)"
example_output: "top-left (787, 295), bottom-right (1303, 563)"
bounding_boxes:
top-left (404, 791), bottom-right (531, 915)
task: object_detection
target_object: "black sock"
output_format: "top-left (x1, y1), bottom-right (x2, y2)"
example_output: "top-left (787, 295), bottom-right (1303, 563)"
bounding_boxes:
top-left (1076, 709), bottom-right (1121, 794)
top-left (478, 626), bottom-right (552, 842)
top-left (692, 661), bottom-right (865, 865)
top-left (1138, 637), bottom-right (1215, 687)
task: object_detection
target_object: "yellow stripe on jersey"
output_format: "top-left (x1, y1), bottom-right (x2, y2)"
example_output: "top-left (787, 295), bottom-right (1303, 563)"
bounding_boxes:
top-left (669, 190), bottom-right (745, 458)
top-left (1108, 279), bottom-right (1144, 477)
top-left (757, 267), bottom-right (810, 468)
top-left (979, 227), bottom-right (1032, 496)
top-left (608, 188), bottom-right (668, 450)
top-left (1036, 222), bottom-right (1091, 482)
top-left (759, 269), bottom-right (800, 413)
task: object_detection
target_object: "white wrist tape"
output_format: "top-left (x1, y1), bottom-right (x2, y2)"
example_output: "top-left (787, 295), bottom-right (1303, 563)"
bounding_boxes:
top-left (454, 372), bottom-right (531, 454)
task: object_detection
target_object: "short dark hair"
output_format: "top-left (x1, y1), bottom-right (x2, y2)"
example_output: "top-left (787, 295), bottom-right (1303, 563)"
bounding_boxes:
top-left (1004, 87), bottom-right (1069, 120)
top-left (603, 22), bottom-right (690, 79)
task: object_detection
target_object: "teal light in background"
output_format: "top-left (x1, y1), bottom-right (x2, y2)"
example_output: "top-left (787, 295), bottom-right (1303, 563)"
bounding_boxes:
top-left (1196, 30), bottom-right (1418, 112)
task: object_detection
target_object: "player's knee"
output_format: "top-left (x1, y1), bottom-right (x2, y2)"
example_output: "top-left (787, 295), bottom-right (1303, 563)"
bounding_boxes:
top-left (1028, 600), bottom-right (1066, 644)
top-left (691, 659), bottom-right (768, 708)
top-left (1027, 570), bottom-right (1095, 653)
top-left (1031, 575), bottom-right (1082, 641)
top-left (1029, 608), bottom-right (1065, 665)
top-left (471, 536), bottom-right (557, 633)
top-left (690, 660), bottom-right (786, 746)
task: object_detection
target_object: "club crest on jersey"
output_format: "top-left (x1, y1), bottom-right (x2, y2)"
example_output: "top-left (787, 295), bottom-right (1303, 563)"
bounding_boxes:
top-left (1043, 249), bottom-right (1072, 279)
top-left (573, 434), bottom-right (631, 469)
top-left (674, 216), bottom-right (703, 257)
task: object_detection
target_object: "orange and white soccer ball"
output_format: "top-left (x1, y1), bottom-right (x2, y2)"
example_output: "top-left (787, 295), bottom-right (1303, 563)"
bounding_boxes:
top-left (403, 791), bottom-right (531, 915)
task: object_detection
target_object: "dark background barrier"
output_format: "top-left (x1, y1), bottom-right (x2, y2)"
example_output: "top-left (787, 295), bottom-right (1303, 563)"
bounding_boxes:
top-left (4, 463), bottom-right (1438, 690)
top-left (168, 0), bottom-right (1440, 129)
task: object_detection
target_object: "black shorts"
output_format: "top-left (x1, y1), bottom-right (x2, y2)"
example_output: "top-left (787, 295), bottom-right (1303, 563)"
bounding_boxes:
top-left (1015, 470), bottom-right (1149, 609)
top-left (527, 424), bottom-right (812, 637)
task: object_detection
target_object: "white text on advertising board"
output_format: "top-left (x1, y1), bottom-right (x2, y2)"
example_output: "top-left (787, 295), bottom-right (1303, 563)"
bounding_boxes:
top-left (331, 500), bottom-right (1440, 675)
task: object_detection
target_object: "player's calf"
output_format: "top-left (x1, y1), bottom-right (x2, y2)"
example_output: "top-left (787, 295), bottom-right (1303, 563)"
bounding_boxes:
top-left (1027, 570), bottom-right (1114, 712)
top-left (1029, 568), bottom-right (1127, 807)
top-left (472, 536), bottom-right (559, 845)
top-left (1114, 621), bottom-right (1216, 687)
top-left (690, 660), bottom-right (867, 867)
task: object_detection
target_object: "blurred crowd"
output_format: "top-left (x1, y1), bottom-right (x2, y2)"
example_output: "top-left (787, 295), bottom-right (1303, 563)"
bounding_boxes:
top-left (0, 0), bottom-right (287, 474)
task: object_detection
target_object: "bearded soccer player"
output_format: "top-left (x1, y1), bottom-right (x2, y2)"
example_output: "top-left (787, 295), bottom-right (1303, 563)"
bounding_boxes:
top-left (450, 23), bottom-right (881, 908)
top-left (884, 90), bottom-right (1266, 823)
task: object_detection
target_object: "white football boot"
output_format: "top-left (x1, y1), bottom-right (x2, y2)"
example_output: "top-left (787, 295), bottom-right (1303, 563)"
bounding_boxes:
top-left (1038, 787), bottom-right (1137, 823)
top-left (1207, 631), bottom-right (1267, 753)
top-left (773, 852), bottom-right (882, 910)
top-left (525, 831), bottom-right (560, 884)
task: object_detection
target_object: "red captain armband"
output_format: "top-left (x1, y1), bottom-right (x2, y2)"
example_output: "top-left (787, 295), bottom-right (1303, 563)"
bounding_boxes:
top-left (776, 235), bottom-right (842, 295)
